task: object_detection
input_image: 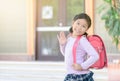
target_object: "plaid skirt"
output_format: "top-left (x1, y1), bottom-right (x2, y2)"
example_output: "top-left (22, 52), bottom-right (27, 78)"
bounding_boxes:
top-left (64, 71), bottom-right (94, 81)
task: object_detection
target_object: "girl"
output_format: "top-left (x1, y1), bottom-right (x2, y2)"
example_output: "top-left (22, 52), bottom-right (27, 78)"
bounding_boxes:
top-left (57, 13), bottom-right (99, 81)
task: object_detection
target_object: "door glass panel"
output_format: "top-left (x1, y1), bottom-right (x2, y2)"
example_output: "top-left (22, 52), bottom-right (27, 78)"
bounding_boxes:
top-left (67, 0), bottom-right (84, 25)
top-left (38, 32), bottom-right (60, 56)
top-left (37, 0), bottom-right (58, 27)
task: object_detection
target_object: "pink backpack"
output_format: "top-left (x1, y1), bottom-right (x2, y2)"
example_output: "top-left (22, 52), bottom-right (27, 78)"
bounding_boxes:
top-left (73, 35), bottom-right (107, 69)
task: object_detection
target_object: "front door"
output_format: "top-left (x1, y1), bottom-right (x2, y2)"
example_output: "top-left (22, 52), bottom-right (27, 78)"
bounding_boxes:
top-left (36, 0), bottom-right (84, 61)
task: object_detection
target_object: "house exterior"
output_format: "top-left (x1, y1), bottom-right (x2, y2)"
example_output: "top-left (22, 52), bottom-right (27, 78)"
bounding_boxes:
top-left (0, 0), bottom-right (119, 61)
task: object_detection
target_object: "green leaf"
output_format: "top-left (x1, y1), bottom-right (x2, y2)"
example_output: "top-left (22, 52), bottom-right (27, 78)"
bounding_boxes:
top-left (97, 4), bottom-right (107, 13)
top-left (104, 0), bottom-right (111, 4)
top-left (114, 20), bottom-right (119, 35)
top-left (113, 37), bottom-right (119, 46)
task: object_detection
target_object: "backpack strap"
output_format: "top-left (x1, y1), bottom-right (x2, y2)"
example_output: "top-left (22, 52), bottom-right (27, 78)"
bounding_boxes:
top-left (72, 36), bottom-right (82, 63)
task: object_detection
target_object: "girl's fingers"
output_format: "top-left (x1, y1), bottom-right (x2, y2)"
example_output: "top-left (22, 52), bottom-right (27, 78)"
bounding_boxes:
top-left (57, 31), bottom-right (67, 45)
top-left (60, 31), bottom-right (63, 35)
top-left (60, 32), bottom-right (65, 37)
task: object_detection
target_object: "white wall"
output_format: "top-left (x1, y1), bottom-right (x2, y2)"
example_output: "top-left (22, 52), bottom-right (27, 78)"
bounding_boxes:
top-left (0, 0), bottom-right (27, 53)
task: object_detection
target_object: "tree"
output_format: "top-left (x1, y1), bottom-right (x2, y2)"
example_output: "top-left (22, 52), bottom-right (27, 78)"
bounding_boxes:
top-left (98, 0), bottom-right (120, 47)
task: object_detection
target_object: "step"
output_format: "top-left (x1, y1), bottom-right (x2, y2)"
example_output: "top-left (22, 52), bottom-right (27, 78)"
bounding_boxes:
top-left (0, 61), bottom-right (108, 81)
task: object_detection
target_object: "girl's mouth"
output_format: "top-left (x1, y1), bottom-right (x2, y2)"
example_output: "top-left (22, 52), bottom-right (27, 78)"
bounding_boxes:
top-left (75, 29), bottom-right (80, 33)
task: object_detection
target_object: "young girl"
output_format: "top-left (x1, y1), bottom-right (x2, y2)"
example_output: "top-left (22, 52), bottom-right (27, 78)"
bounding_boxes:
top-left (57, 13), bottom-right (99, 81)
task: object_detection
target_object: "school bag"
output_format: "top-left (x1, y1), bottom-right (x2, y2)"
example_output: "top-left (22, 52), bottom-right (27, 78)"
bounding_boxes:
top-left (72, 35), bottom-right (107, 69)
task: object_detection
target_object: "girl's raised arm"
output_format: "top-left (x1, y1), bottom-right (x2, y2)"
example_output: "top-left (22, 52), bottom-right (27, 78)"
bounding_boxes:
top-left (57, 31), bottom-right (67, 45)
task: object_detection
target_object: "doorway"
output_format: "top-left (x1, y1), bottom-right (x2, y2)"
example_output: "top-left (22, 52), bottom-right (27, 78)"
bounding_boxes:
top-left (36, 0), bottom-right (84, 61)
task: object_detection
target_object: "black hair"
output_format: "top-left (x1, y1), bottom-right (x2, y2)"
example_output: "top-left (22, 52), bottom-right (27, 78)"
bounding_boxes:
top-left (69, 13), bottom-right (91, 36)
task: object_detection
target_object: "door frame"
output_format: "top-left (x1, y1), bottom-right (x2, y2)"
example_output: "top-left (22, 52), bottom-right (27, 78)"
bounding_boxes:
top-left (27, 0), bottom-right (94, 61)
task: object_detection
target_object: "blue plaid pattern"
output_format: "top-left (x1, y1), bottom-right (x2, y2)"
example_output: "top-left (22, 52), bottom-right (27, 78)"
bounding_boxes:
top-left (64, 71), bottom-right (94, 81)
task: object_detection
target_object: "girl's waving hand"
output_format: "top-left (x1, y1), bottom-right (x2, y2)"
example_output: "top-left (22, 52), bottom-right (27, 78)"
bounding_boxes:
top-left (57, 31), bottom-right (67, 45)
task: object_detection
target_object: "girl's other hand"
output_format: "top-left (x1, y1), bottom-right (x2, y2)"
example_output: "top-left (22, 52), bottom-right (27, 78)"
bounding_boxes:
top-left (57, 32), bottom-right (67, 45)
top-left (72, 63), bottom-right (82, 71)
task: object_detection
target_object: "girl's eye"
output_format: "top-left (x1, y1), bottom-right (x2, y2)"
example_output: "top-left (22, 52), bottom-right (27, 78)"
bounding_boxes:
top-left (82, 25), bottom-right (86, 28)
top-left (76, 22), bottom-right (87, 28)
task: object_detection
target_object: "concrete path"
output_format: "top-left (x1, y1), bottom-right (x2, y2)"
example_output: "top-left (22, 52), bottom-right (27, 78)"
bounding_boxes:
top-left (0, 61), bottom-right (108, 81)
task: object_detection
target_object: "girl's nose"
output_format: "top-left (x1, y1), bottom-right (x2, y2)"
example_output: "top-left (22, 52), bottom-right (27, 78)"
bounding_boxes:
top-left (78, 25), bottom-right (82, 29)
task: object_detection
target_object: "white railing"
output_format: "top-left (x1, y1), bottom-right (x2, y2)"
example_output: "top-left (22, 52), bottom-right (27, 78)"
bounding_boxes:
top-left (37, 27), bottom-right (70, 31)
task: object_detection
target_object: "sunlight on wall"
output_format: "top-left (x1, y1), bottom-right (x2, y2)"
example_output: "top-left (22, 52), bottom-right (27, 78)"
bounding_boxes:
top-left (0, 0), bottom-right (27, 53)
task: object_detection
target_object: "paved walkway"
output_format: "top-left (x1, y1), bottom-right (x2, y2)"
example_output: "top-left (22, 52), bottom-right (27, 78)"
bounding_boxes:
top-left (0, 61), bottom-right (108, 81)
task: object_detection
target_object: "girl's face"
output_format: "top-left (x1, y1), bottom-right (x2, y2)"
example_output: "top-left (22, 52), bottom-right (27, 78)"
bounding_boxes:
top-left (72, 19), bottom-right (88, 37)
